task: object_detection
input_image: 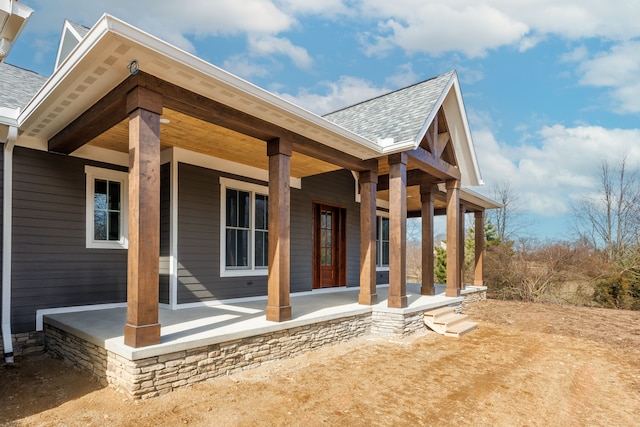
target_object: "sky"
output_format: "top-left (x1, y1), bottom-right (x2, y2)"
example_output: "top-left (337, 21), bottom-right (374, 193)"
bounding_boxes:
top-left (6, 0), bottom-right (640, 241)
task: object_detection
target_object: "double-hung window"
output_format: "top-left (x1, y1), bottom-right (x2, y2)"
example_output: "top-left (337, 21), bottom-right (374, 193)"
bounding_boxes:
top-left (85, 166), bottom-right (128, 249)
top-left (376, 214), bottom-right (390, 269)
top-left (220, 177), bottom-right (268, 276)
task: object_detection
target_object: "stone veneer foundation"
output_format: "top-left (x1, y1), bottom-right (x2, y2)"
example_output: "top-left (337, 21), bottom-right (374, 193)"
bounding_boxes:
top-left (0, 331), bottom-right (45, 357)
top-left (43, 287), bottom-right (486, 399)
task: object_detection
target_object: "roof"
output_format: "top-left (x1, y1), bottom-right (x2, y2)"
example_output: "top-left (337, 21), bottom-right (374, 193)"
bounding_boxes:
top-left (0, 62), bottom-right (48, 110)
top-left (67, 20), bottom-right (90, 38)
top-left (324, 71), bottom-right (454, 145)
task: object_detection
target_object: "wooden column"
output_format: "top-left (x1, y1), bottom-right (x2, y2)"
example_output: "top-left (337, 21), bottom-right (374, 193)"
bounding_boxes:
top-left (459, 205), bottom-right (466, 290)
top-left (359, 163), bottom-right (378, 305)
top-left (266, 138), bottom-right (292, 322)
top-left (124, 87), bottom-right (162, 348)
top-left (388, 153), bottom-right (407, 308)
top-left (420, 182), bottom-right (435, 295)
top-left (474, 211), bottom-right (485, 286)
top-left (445, 179), bottom-right (461, 297)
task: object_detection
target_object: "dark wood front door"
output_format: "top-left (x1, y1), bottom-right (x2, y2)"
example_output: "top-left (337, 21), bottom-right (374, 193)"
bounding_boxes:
top-left (313, 203), bottom-right (346, 288)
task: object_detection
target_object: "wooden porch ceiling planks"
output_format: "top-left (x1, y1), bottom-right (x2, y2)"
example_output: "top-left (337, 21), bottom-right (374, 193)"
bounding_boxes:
top-left (86, 108), bottom-right (342, 178)
top-left (49, 72), bottom-right (371, 174)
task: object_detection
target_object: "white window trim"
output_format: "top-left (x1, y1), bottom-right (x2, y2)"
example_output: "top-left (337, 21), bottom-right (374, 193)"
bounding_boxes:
top-left (219, 177), bottom-right (269, 277)
top-left (376, 210), bottom-right (390, 271)
top-left (85, 166), bottom-right (128, 249)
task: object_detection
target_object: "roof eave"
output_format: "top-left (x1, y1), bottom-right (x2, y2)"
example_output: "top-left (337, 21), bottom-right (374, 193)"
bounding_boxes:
top-left (19, 14), bottom-right (384, 159)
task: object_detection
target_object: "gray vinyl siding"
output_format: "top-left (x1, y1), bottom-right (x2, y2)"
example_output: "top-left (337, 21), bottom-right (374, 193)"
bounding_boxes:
top-left (159, 163), bottom-right (170, 304)
top-left (176, 164), bottom-right (364, 304)
top-left (177, 163), bottom-right (267, 303)
top-left (292, 170), bottom-right (361, 289)
top-left (0, 148), bottom-right (3, 314)
top-left (10, 147), bottom-right (128, 333)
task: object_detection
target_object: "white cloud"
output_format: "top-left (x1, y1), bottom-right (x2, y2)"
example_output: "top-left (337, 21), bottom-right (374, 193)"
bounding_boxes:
top-left (475, 119), bottom-right (640, 217)
top-left (278, 0), bottom-right (350, 16)
top-left (357, 0), bottom-right (640, 57)
top-left (222, 56), bottom-right (271, 80)
top-left (23, 0), bottom-right (295, 52)
top-left (577, 41), bottom-right (640, 113)
top-left (365, 3), bottom-right (529, 58)
top-left (277, 76), bottom-right (389, 115)
top-left (248, 35), bottom-right (313, 69)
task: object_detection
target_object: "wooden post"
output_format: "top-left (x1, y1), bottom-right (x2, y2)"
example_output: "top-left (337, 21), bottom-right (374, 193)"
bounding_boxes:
top-left (420, 182), bottom-right (435, 295)
top-left (359, 163), bottom-right (378, 305)
top-left (266, 138), bottom-right (292, 322)
top-left (459, 205), bottom-right (466, 290)
top-left (445, 179), bottom-right (461, 297)
top-left (388, 153), bottom-right (407, 308)
top-left (124, 87), bottom-right (162, 348)
top-left (474, 211), bottom-right (484, 286)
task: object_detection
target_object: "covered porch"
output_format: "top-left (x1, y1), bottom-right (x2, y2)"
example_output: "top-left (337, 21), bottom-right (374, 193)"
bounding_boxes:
top-left (18, 15), bottom-right (498, 354)
top-left (43, 283), bottom-right (486, 398)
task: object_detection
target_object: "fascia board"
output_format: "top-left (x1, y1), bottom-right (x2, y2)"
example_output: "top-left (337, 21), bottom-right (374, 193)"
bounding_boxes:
top-left (460, 187), bottom-right (502, 210)
top-left (448, 76), bottom-right (483, 186)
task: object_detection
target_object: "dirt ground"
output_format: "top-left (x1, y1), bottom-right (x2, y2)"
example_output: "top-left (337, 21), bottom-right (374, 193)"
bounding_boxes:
top-left (2, 299), bottom-right (639, 426)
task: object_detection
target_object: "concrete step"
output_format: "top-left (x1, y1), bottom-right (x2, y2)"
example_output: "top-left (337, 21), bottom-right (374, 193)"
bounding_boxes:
top-left (423, 306), bottom-right (478, 338)
top-left (433, 313), bottom-right (468, 327)
top-left (444, 321), bottom-right (479, 338)
top-left (423, 306), bottom-right (455, 320)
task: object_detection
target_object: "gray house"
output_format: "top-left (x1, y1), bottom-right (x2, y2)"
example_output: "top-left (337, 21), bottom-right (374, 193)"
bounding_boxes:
top-left (1, 4), bottom-right (497, 392)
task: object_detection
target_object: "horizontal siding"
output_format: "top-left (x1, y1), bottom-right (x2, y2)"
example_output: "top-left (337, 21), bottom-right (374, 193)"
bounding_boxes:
top-left (177, 164), bottom-right (269, 304)
top-left (294, 170), bottom-right (360, 289)
top-left (0, 149), bottom-right (3, 315)
top-left (159, 163), bottom-right (170, 304)
top-left (177, 165), bottom-right (363, 304)
top-left (10, 147), bottom-right (128, 333)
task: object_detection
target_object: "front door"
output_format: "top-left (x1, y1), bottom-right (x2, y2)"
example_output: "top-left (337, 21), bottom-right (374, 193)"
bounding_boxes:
top-left (313, 203), bottom-right (346, 288)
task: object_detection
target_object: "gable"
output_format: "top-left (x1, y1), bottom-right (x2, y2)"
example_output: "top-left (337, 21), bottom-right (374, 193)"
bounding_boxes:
top-left (54, 20), bottom-right (90, 71)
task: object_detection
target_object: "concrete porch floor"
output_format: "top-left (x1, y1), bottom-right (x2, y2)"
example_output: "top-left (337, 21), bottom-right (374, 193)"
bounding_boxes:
top-left (44, 283), bottom-right (484, 361)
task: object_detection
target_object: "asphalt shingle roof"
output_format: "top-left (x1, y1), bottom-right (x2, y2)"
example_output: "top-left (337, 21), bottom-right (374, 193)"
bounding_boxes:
top-left (323, 70), bottom-right (454, 145)
top-left (0, 63), bottom-right (48, 111)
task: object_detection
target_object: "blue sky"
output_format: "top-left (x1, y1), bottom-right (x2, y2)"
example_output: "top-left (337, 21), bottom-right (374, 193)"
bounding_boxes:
top-left (7, 1), bottom-right (640, 241)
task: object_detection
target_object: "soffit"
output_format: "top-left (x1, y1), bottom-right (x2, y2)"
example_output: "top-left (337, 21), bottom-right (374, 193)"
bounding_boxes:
top-left (88, 108), bottom-right (341, 179)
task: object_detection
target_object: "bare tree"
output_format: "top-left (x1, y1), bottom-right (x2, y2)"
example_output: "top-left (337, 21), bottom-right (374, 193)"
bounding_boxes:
top-left (573, 156), bottom-right (640, 261)
top-left (487, 180), bottom-right (528, 242)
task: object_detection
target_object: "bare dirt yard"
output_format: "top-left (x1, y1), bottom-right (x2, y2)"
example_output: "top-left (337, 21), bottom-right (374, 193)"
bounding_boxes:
top-left (2, 300), bottom-right (640, 426)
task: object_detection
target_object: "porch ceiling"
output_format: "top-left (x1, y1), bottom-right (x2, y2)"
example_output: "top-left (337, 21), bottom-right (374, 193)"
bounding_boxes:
top-left (87, 107), bottom-right (342, 179)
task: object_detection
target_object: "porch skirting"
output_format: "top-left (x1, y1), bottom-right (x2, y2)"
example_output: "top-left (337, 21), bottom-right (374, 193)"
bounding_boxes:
top-left (45, 314), bottom-right (372, 399)
top-left (43, 286), bottom-right (486, 399)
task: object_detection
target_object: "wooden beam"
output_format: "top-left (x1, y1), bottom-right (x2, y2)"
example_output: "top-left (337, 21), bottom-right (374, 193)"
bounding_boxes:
top-left (420, 182), bottom-right (435, 296)
top-left (445, 179), bottom-right (461, 297)
top-left (377, 169), bottom-right (439, 192)
top-left (407, 146), bottom-right (461, 181)
top-left (388, 153), bottom-right (407, 308)
top-left (48, 75), bottom-right (140, 154)
top-left (358, 161), bottom-right (378, 305)
top-left (266, 138), bottom-right (292, 322)
top-left (136, 73), bottom-right (369, 172)
top-left (434, 131), bottom-right (450, 159)
top-left (474, 211), bottom-right (484, 286)
top-left (49, 72), bottom-right (371, 172)
top-left (123, 87), bottom-right (162, 348)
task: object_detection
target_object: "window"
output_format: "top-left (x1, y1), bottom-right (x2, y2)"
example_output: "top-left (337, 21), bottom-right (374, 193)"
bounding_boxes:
top-left (376, 214), bottom-right (390, 268)
top-left (220, 177), bottom-right (268, 276)
top-left (85, 166), bottom-right (128, 249)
